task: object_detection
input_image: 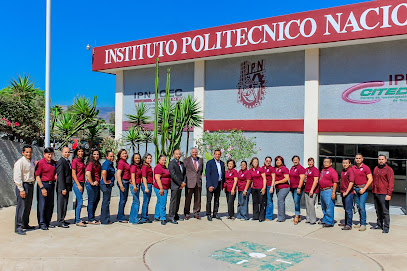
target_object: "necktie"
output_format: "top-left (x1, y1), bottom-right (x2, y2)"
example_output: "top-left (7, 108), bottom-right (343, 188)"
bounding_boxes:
top-left (193, 159), bottom-right (197, 171)
top-left (178, 161), bottom-right (182, 172)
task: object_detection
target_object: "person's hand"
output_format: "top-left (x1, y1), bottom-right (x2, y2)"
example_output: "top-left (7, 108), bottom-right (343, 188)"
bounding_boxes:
top-left (231, 190), bottom-right (235, 196)
top-left (41, 188), bottom-right (47, 197)
top-left (105, 180), bottom-right (112, 185)
top-left (78, 184), bottom-right (83, 193)
top-left (385, 195), bottom-right (391, 201)
top-left (331, 192), bottom-right (336, 200)
top-left (297, 188), bottom-right (301, 195)
top-left (243, 191), bottom-right (247, 196)
top-left (343, 192), bottom-right (348, 197)
top-left (209, 186), bottom-right (214, 192)
top-left (120, 185), bottom-right (125, 192)
top-left (133, 185), bottom-right (138, 193)
top-left (62, 190), bottom-right (67, 196)
top-left (95, 181), bottom-right (99, 186)
top-left (180, 182), bottom-right (186, 190)
top-left (261, 188), bottom-right (266, 195)
top-left (159, 188), bottom-right (164, 196)
top-left (359, 188), bottom-right (366, 195)
top-left (309, 191), bottom-right (314, 197)
top-left (20, 190), bottom-right (26, 199)
top-left (145, 187), bottom-right (150, 194)
top-left (269, 187), bottom-right (274, 194)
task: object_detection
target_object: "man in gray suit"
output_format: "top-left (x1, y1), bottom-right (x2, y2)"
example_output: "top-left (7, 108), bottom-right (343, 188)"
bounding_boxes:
top-left (183, 148), bottom-right (204, 220)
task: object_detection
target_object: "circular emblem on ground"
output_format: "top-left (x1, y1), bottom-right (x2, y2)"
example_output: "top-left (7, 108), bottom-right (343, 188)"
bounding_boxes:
top-left (237, 60), bottom-right (267, 109)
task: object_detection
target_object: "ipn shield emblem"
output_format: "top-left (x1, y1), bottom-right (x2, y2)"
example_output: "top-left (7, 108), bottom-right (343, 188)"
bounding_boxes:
top-left (237, 60), bottom-right (267, 109)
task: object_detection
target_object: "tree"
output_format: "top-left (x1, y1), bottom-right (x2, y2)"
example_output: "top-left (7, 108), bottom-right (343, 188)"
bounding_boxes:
top-left (123, 126), bottom-right (144, 153)
top-left (181, 95), bottom-right (203, 153)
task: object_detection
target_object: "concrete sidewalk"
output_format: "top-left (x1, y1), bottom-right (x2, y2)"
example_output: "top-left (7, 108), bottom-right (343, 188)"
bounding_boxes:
top-left (1, 195), bottom-right (406, 271)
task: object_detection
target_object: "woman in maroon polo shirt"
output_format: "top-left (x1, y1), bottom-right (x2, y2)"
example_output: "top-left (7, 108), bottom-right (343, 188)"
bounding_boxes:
top-left (129, 153), bottom-right (142, 224)
top-left (72, 146), bottom-right (86, 227)
top-left (249, 157), bottom-right (267, 222)
top-left (141, 153), bottom-right (154, 223)
top-left (274, 156), bottom-right (290, 222)
top-left (116, 149), bottom-right (131, 223)
top-left (153, 154), bottom-right (171, 225)
top-left (237, 161), bottom-right (252, 220)
top-left (304, 157), bottom-right (319, 225)
top-left (262, 156), bottom-right (276, 221)
top-left (224, 159), bottom-right (238, 220)
top-left (289, 155), bottom-right (306, 225)
top-left (85, 149), bottom-right (102, 224)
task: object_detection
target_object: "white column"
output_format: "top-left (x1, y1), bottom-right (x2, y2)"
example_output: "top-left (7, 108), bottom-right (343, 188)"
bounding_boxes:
top-left (44, 0), bottom-right (51, 147)
top-left (303, 48), bottom-right (320, 166)
top-left (193, 60), bottom-right (205, 146)
top-left (115, 70), bottom-right (124, 140)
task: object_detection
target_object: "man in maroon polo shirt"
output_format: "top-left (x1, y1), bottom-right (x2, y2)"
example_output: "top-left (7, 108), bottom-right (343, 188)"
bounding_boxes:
top-left (319, 158), bottom-right (338, 228)
top-left (339, 159), bottom-right (355, 230)
top-left (371, 155), bottom-right (394, 234)
top-left (352, 153), bottom-right (373, 231)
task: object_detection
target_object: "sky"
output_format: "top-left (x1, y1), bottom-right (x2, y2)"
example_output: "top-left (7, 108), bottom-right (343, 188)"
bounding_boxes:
top-left (0, 0), bottom-right (367, 107)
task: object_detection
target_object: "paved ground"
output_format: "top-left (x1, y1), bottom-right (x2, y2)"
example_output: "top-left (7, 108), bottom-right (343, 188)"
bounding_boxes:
top-left (1, 195), bottom-right (407, 271)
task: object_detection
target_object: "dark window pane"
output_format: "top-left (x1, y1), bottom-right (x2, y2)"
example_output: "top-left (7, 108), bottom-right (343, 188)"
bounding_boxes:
top-left (336, 144), bottom-right (356, 157)
top-left (320, 144), bottom-right (335, 156)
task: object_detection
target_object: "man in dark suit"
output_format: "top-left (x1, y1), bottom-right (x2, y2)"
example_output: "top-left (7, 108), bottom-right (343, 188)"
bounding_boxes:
top-left (168, 149), bottom-right (186, 224)
top-left (183, 147), bottom-right (204, 220)
top-left (56, 147), bottom-right (73, 228)
top-left (205, 149), bottom-right (225, 221)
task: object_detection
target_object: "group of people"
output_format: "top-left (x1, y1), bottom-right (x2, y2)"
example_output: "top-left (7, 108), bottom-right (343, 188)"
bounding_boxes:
top-left (13, 145), bottom-right (394, 235)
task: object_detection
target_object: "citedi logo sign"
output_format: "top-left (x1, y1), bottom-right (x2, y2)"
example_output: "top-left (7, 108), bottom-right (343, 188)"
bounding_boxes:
top-left (237, 60), bottom-right (267, 109)
top-left (342, 74), bottom-right (407, 104)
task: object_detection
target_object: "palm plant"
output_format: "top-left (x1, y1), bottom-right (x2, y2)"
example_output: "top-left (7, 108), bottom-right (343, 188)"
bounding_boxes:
top-left (3, 74), bottom-right (43, 100)
top-left (127, 102), bottom-right (150, 126)
top-left (70, 95), bottom-right (99, 124)
top-left (181, 95), bottom-right (203, 152)
top-left (55, 112), bottom-right (79, 140)
top-left (85, 120), bottom-right (107, 148)
top-left (142, 130), bottom-right (153, 154)
top-left (124, 126), bottom-right (144, 153)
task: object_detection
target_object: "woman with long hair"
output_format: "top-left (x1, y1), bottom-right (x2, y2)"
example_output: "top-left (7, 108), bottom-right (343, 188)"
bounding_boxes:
top-left (224, 159), bottom-right (238, 220)
top-left (263, 156), bottom-right (276, 221)
top-left (140, 153), bottom-right (154, 223)
top-left (72, 146), bottom-right (87, 227)
top-left (129, 153), bottom-right (143, 224)
top-left (304, 157), bottom-right (320, 225)
top-left (100, 150), bottom-right (115, 224)
top-left (153, 154), bottom-right (171, 225)
top-left (116, 149), bottom-right (131, 223)
top-left (274, 156), bottom-right (290, 222)
top-left (85, 148), bottom-right (102, 225)
top-left (289, 155), bottom-right (306, 225)
top-left (237, 161), bottom-right (252, 221)
top-left (249, 157), bottom-right (267, 222)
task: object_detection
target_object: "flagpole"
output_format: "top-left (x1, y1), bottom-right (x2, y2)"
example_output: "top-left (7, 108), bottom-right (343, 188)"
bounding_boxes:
top-left (45, 0), bottom-right (51, 147)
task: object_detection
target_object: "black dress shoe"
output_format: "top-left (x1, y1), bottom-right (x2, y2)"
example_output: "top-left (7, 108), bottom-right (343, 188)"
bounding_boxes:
top-left (382, 229), bottom-right (389, 234)
top-left (323, 224), bottom-right (334, 228)
top-left (259, 219), bottom-right (265, 222)
top-left (63, 221), bottom-right (71, 225)
top-left (40, 226), bottom-right (49, 230)
top-left (213, 214), bottom-right (222, 220)
top-left (23, 225), bottom-right (36, 230)
top-left (154, 218), bottom-right (160, 222)
top-left (370, 225), bottom-right (382, 230)
top-left (207, 215), bottom-right (213, 221)
top-left (58, 224), bottom-right (70, 228)
top-left (161, 220), bottom-right (167, 225)
top-left (48, 225), bottom-right (56, 228)
top-left (318, 221), bottom-right (325, 225)
top-left (169, 219), bottom-right (178, 224)
top-left (15, 228), bottom-right (26, 235)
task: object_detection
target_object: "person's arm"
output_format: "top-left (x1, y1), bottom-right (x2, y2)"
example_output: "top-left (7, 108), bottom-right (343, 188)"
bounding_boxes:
top-left (206, 161), bottom-right (213, 191)
top-left (275, 174), bottom-right (289, 184)
top-left (13, 160), bottom-right (25, 198)
top-left (142, 166), bottom-right (150, 193)
top-left (116, 165), bottom-right (124, 192)
top-left (231, 176), bottom-right (238, 195)
top-left (332, 182), bottom-right (338, 200)
top-left (72, 165), bottom-right (82, 192)
top-left (362, 173), bottom-right (373, 192)
top-left (243, 179), bottom-right (252, 196)
top-left (130, 171), bottom-right (137, 192)
top-left (36, 175), bottom-right (47, 197)
top-left (297, 174), bottom-right (305, 195)
top-left (344, 181), bottom-right (354, 197)
top-left (168, 161), bottom-right (182, 186)
top-left (261, 173), bottom-right (267, 195)
top-left (386, 168), bottom-right (395, 200)
top-left (155, 174), bottom-right (164, 195)
top-left (56, 160), bottom-right (67, 194)
top-left (269, 173), bottom-right (276, 193)
top-left (310, 177), bottom-right (319, 196)
top-left (86, 170), bottom-right (94, 185)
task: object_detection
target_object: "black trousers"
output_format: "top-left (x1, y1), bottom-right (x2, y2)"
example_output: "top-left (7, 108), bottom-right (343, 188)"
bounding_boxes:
top-left (374, 193), bottom-right (390, 231)
top-left (252, 188), bottom-right (265, 220)
top-left (37, 182), bottom-right (55, 227)
top-left (169, 188), bottom-right (182, 219)
top-left (57, 187), bottom-right (70, 226)
top-left (225, 191), bottom-right (236, 217)
top-left (206, 185), bottom-right (221, 216)
top-left (15, 183), bottom-right (34, 231)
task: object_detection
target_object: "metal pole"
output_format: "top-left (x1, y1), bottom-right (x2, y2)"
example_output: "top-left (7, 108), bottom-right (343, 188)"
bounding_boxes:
top-left (44, 0), bottom-right (51, 147)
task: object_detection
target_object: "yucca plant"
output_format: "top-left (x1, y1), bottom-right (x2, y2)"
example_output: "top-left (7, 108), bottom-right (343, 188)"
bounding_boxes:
top-left (181, 95), bottom-right (203, 152)
top-left (124, 126), bottom-right (144, 153)
top-left (142, 130), bottom-right (153, 154)
top-left (127, 102), bottom-right (150, 126)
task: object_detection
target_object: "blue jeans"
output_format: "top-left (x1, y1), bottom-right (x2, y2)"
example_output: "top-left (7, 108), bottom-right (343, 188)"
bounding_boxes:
top-left (291, 188), bottom-right (304, 216)
top-left (73, 182), bottom-right (84, 223)
top-left (265, 186), bottom-right (274, 220)
top-left (129, 184), bottom-right (141, 224)
top-left (237, 189), bottom-right (251, 220)
top-left (342, 193), bottom-right (354, 227)
top-left (354, 187), bottom-right (368, 226)
top-left (141, 183), bottom-right (152, 222)
top-left (86, 182), bottom-right (100, 222)
top-left (154, 187), bottom-right (168, 221)
top-left (320, 188), bottom-right (335, 226)
top-left (277, 187), bottom-right (290, 222)
top-left (117, 180), bottom-right (130, 221)
top-left (100, 183), bottom-right (112, 224)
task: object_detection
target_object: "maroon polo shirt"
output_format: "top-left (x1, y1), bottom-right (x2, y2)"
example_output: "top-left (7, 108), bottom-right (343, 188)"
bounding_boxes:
top-left (72, 158), bottom-right (85, 182)
top-left (250, 167), bottom-right (266, 189)
top-left (275, 166), bottom-right (290, 189)
top-left (153, 164), bottom-right (171, 190)
top-left (142, 164), bottom-right (153, 184)
top-left (289, 164), bottom-right (306, 189)
top-left (319, 166), bottom-right (339, 189)
top-left (117, 159), bottom-right (131, 180)
top-left (340, 167), bottom-right (355, 194)
top-left (224, 169), bottom-right (238, 192)
top-left (352, 164), bottom-right (372, 186)
top-left (35, 158), bottom-right (56, 182)
top-left (86, 161), bottom-right (101, 183)
top-left (130, 164), bottom-right (142, 185)
top-left (262, 165), bottom-right (276, 187)
top-left (237, 169), bottom-right (252, 191)
top-left (304, 166), bottom-right (319, 193)
top-left (372, 164), bottom-right (395, 196)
